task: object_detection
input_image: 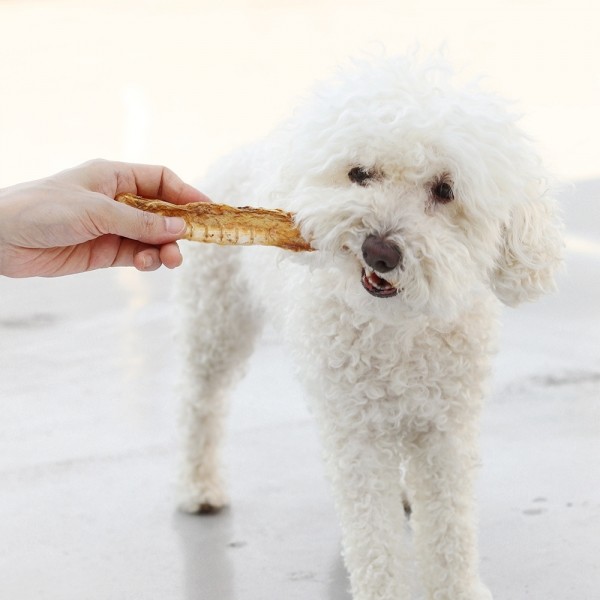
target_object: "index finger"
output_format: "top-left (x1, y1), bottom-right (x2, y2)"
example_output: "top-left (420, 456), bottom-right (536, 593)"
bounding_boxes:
top-left (116, 162), bottom-right (211, 205)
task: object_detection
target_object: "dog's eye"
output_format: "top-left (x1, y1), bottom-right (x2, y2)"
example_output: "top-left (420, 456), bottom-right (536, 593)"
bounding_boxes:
top-left (431, 180), bottom-right (454, 204)
top-left (348, 166), bottom-right (376, 186)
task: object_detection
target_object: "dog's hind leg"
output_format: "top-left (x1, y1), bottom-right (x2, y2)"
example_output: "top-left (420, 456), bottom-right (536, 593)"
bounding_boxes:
top-left (176, 245), bottom-right (261, 513)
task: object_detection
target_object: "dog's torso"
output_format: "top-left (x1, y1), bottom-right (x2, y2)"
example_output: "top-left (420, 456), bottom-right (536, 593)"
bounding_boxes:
top-left (183, 235), bottom-right (497, 444)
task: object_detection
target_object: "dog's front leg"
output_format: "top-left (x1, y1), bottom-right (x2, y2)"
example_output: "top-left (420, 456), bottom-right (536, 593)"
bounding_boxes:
top-left (407, 429), bottom-right (492, 600)
top-left (177, 246), bottom-right (261, 514)
top-left (320, 432), bottom-right (412, 600)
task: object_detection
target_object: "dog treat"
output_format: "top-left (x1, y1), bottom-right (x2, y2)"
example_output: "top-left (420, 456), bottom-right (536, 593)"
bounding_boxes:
top-left (116, 193), bottom-right (313, 252)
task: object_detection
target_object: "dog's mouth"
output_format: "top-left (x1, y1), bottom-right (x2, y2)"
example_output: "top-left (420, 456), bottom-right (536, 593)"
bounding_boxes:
top-left (361, 268), bottom-right (399, 298)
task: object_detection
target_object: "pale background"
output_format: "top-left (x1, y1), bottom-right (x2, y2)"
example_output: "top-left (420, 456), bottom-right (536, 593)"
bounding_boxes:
top-left (0, 1), bottom-right (599, 599)
top-left (0, 0), bottom-right (599, 187)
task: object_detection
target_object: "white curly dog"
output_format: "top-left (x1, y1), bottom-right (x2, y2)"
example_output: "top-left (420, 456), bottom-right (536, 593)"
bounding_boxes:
top-left (177, 56), bottom-right (563, 600)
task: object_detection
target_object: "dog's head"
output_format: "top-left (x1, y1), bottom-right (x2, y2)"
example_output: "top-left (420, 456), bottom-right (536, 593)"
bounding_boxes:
top-left (270, 56), bottom-right (563, 320)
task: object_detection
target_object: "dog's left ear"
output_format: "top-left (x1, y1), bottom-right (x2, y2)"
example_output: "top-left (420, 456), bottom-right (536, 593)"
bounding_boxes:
top-left (491, 188), bottom-right (563, 307)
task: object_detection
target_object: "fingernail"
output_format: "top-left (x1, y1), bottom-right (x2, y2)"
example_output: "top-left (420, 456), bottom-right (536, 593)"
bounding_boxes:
top-left (165, 217), bottom-right (186, 235)
top-left (143, 254), bottom-right (154, 269)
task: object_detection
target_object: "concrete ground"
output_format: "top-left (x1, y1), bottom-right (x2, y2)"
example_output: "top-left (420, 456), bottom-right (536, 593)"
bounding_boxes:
top-left (0, 180), bottom-right (599, 599)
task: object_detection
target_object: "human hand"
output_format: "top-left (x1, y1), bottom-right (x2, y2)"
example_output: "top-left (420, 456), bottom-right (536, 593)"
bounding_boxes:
top-left (0, 159), bottom-right (210, 277)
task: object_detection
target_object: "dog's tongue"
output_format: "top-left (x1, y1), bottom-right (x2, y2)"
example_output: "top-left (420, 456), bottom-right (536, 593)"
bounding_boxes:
top-left (369, 272), bottom-right (389, 287)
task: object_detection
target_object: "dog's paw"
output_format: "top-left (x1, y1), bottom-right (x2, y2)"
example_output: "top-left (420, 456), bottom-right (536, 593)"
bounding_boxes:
top-left (466, 581), bottom-right (493, 600)
top-left (429, 580), bottom-right (493, 600)
top-left (177, 483), bottom-right (229, 515)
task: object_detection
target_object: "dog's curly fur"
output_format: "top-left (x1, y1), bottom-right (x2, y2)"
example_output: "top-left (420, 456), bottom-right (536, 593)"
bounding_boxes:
top-left (176, 56), bottom-right (563, 600)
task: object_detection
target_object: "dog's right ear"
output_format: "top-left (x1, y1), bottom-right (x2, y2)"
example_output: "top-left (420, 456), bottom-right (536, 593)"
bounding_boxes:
top-left (491, 190), bottom-right (563, 307)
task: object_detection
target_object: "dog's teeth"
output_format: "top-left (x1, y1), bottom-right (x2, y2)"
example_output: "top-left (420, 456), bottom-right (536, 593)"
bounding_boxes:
top-left (369, 272), bottom-right (393, 290)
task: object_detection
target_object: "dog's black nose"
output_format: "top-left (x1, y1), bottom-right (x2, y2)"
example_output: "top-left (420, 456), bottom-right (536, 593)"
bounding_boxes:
top-left (362, 235), bottom-right (402, 273)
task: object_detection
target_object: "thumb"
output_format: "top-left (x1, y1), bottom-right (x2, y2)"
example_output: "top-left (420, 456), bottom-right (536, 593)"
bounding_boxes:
top-left (100, 200), bottom-right (187, 243)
